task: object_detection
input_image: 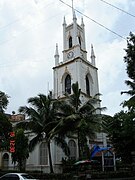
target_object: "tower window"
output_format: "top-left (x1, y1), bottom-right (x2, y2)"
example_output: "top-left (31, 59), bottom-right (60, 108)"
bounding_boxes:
top-left (86, 75), bottom-right (90, 96)
top-left (78, 36), bottom-right (81, 47)
top-left (65, 74), bottom-right (71, 94)
top-left (69, 36), bottom-right (72, 48)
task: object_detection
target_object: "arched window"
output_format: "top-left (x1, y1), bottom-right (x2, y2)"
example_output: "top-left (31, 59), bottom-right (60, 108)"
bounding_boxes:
top-left (69, 36), bottom-right (72, 48)
top-left (86, 75), bottom-right (90, 96)
top-left (78, 36), bottom-right (81, 47)
top-left (68, 140), bottom-right (77, 159)
top-left (65, 74), bottom-right (71, 94)
top-left (2, 153), bottom-right (9, 168)
top-left (40, 142), bottom-right (48, 165)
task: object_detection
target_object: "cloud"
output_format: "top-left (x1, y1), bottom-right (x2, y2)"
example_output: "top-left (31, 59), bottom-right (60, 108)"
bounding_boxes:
top-left (0, 0), bottom-right (134, 116)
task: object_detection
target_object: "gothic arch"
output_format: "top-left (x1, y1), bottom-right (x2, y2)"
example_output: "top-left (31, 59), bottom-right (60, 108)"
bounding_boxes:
top-left (85, 73), bottom-right (93, 96)
top-left (69, 36), bottom-right (72, 48)
top-left (68, 140), bottom-right (77, 159)
top-left (65, 74), bottom-right (71, 94)
top-left (78, 35), bottom-right (82, 47)
top-left (2, 153), bottom-right (9, 169)
top-left (39, 142), bottom-right (48, 165)
top-left (86, 75), bottom-right (90, 96)
top-left (62, 71), bottom-right (72, 95)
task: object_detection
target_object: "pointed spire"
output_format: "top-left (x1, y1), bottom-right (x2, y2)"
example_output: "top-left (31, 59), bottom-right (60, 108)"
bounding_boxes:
top-left (54, 43), bottom-right (59, 66)
top-left (81, 17), bottom-right (85, 28)
top-left (73, 10), bottom-right (77, 22)
top-left (73, 10), bottom-right (77, 46)
top-left (63, 16), bottom-right (66, 26)
top-left (91, 44), bottom-right (96, 66)
top-left (55, 43), bottom-right (59, 56)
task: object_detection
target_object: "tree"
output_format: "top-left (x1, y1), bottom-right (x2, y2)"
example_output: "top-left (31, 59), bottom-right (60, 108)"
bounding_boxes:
top-left (53, 82), bottom-right (104, 159)
top-left (0, 91), bottom-right (9, 113)
top-left (104, 111), bottom-right (135, 164)
top-left (11, 129), bottom-right (29, 171)
top-left (124, 32), bottom-right (135, 81)
top-left (18, 93), bottom-right (69, 173)
top-left (103, 33), bottom-right (135, 165)
top-left (0, 112), bottom-right (12, 150)
top-left (121, 32), bottom-right (135, 111)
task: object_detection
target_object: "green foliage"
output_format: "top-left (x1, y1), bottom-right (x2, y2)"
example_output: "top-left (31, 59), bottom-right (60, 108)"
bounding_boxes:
top-left (17, 83), bottom-right (103, 171)
top-left (18, 93), bottom-right (70, 173)
top-left (59, 82), bottom-right (103, 159)
top-left (11, 129), bottom-right (29, 171)
top-left (0, 91), bottom-right (9, 112)
top-left (104, 32), bottom-right (135, 165)
top-left (104, 111), bottom-right (135, 164)
top-left (0, 113), bottom-right (12, 150)
top-left (121, 32), bottom-right (135, 111)
top-left (68, 82), bottom-right (81, 111)
top-left (124, 32), bottom-right (135, 80)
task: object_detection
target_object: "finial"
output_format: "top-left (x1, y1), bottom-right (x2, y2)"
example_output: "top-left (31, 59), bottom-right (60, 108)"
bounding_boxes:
top-left (55, 43), bottom-right (59, 56)
top-left (81, 17), bottom-right (84, 27)
top-left (73, 10), bottom-right (77, 22)
top-left (63, 16), bottom-right (66, 26)
top-left (54, 43), bottom-right (59, 66)
top-left (72, 0), bottom-right (77, 22)
top-left (91, 44), bottom-right (96, 66)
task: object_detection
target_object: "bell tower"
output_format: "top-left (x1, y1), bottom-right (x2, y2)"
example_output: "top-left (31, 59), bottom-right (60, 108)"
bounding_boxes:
top-left (62, 12), bottom-right (87, 62)
top-left (53, 11), bottom-right (100, 108)
top-left (52, 7), bottom-right (108, 161)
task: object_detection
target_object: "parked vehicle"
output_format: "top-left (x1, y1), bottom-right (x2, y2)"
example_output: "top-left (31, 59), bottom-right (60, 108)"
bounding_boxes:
top-left (0, 173), bottom-right (38, 180)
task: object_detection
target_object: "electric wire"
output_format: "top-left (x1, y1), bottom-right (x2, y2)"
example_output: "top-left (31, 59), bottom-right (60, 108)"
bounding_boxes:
top-left (0, 1), bottom-right (54, 31)
top-left (0, 9), bottom-right (66, 46)
top-left (0, 1), bottom-right (68, 68)
top-left (0, 0), bottom-right (129, 67)
top-left (0, 2), bottom-right (31, 31)
top-left (99, 0), bottom-right (135, 18)
top-left (59, 0), bottom-right (126, 40)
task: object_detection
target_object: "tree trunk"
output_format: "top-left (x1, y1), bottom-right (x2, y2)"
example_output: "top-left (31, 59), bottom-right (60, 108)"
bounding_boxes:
top-left (47, 141), bottom-right (54, 173)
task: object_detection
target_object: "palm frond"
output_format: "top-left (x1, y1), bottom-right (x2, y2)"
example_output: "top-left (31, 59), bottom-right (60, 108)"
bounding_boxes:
top-left (122, 96), bottom-right (135, 110)
top-left (54, 136), bottom-right (70, 156)
top-left (29, 134), bottom-right (42, 152)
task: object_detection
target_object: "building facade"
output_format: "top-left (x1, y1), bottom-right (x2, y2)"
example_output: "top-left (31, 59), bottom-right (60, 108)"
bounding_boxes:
top-left (53, 12), bottom-right (99, 105)
top-left (0, 12), bottom-right (107, 173)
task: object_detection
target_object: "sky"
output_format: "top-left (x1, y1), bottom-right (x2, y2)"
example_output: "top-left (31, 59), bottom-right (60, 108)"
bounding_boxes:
top-left (0, 0), bottom-right (135, 116)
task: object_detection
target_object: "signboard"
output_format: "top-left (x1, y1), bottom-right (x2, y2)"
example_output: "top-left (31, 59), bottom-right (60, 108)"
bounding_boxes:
top-left (9, 132), bottom-right (15, 153)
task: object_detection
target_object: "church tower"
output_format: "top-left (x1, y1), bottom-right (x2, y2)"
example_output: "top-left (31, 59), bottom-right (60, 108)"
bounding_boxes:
top-left (53, 11), bottom-right (100, 108)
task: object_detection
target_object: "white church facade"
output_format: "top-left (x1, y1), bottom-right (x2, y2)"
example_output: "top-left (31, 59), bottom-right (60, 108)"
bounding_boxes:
top-left (0, 11), bottom-right (108, 173)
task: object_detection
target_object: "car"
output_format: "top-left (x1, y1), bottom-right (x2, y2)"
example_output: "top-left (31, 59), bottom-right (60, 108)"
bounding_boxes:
top-left (0, 173), bottom-right (38, 180)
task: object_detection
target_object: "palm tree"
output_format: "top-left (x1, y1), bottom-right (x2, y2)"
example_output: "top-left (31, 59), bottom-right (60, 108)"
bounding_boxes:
top-left (53, 82), bottom-right (105, 159)
top-left (121, 32), bottom-right (135, 112)
top-left (18, 93), bottom-right (69, 173)
top-left (0, 91), bottom-right (9, 113)
top-left (121, 80), bottom-right (135, 111)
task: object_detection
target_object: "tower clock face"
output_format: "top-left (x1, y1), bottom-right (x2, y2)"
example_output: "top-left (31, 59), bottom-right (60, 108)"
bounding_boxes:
top-left (67, 51), bottom-right (74, 59)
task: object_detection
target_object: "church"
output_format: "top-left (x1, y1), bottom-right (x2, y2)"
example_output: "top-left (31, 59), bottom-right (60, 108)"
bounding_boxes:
top-left (0, 9), bottom-right (108, 173)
